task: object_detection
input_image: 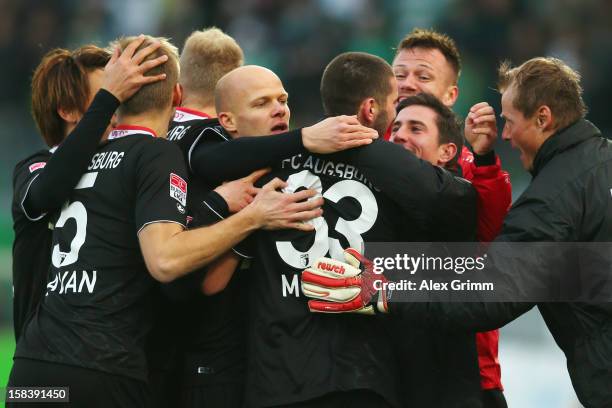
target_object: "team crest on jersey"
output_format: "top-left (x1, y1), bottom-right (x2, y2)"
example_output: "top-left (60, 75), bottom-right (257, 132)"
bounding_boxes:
top-left (170, 173), bottom-right (187, 206)
top-left (29, 162), bottom-right (46, 173)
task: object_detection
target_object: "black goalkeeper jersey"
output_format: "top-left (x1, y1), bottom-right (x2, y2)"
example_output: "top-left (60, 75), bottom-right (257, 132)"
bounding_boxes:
top-left (11, 149), bottom-right (55, 341)
top-left (246, 150), bottom-right (408, 407)
top-left (15, 126), bottom-right (188, 381)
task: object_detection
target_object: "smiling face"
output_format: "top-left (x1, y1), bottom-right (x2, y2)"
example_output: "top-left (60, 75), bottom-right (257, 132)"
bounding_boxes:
top-left (217, 66), bottom-right (290, 138)
top-left (391, 104), bottom-right (444, 165)
top-left (392, 47), bottom-right (458, 107)
top-left (500, 85), bottom-right (541, 171)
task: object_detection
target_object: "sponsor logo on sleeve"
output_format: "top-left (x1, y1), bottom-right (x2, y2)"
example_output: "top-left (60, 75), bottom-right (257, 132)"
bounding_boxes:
top-left (28, 162), bottom-right (47, 173)
top-left (170, 173), bottom-right (187, 206)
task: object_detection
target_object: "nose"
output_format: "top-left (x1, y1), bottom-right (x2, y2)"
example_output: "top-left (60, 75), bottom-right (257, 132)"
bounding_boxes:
top-left (272, 102), bottom-right (287, 118)
top-left (391, 130), bottom-right (407, 145)
top-left (399, 74), bottom-right (419, 93)
top-left (501, 124), bottom-right (511, 141)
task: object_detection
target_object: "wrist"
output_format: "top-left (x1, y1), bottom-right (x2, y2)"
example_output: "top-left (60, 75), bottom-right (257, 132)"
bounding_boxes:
top-left (301, 126), bottom-right (314, 152)
top-left (474, 150), bottom-right (496, 166)
top-left (239, 204), bottom-right (264, 230)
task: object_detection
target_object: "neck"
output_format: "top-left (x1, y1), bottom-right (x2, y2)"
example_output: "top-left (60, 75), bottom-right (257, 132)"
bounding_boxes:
top-left (180, 94), bottom-right (216, 118)
top-left (117, 109), bottom-right (172, 138)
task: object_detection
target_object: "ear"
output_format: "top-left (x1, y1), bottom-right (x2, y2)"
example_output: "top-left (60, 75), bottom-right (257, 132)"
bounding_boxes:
top-left (57, 107), bottom-right (79, 124)
top-left (218, 111), bottom-right (237, 134)
top-left (437, 142), bottom-right (458, 167)
top-left (443, 85), bottom-right (459, 107)
top-left (172, 83), bottom-right (182, 108)
top-left (357, 98), bottom-right (376, 127)
top-left (535, 105), bottom-right (553, 131)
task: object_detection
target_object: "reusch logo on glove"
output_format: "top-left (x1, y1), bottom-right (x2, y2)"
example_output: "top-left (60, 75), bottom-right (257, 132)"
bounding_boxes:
top-left (316, 262), bottom-right (346, 275)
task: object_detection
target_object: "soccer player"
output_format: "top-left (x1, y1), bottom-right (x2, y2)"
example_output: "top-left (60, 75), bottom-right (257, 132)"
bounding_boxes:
top-left (8, 35), bottom-right (323, 408)
top-left (212, 55), bottom-right (476, 407)
top-left (389, 93), bottom-right (483, 406)
top-left (165, 28), bottom-right (379, 408)
top-left (11, 36), bottom-right (167, 342)
top-left (392, 28), bottom-right (511, 406)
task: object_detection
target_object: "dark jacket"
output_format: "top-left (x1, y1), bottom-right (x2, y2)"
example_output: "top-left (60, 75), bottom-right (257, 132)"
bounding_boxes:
top-left (394, 119), bottom-right (612, 408)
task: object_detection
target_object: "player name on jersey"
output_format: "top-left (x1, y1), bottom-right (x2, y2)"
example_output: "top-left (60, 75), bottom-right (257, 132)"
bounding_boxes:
top-left (45, 270), bottom-right (97, 295)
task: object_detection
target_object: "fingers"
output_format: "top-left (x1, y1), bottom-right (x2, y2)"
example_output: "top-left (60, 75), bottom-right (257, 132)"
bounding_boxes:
top-left (286, 197), bottom-right (324, 214)
top-left (341, 138), bottom-right (373, 150)
top-left (338, 115), bottom-right (362, 125)
top-left (469, 102), bottom-right (491, 112)
top-left (341, 123), bottom-right (378, 136)
top-left (245, 168), bottom-right (270, 183)
top-left (139, 73), bottom-right (167, 85)
top-left (108, 46), bottom-right (120, 66)
top-left (132, 40), bottom-right (163, 65)
top-left (262, 177), bottom-right (287, 191)
top-left (136, 54), bottom-right (168, 73)
top-left (247, 186), bottom-right (260, 196)
top-left (288, 221), bottom-right (316, 231)
top-left (286, 208), bottom-right (323, 224)
top-left (471, 113), bottom-right (496, 125)
top-left (120, 35), bottom-right (146, 60)
top-left (470, 126), bottom-right (496, 135)
top-left (285, 188), bottom-right (318, 203)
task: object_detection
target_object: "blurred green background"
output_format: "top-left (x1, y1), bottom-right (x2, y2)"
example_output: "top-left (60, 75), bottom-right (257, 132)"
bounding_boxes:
top-left (2, 0), bottom-right (610, 406)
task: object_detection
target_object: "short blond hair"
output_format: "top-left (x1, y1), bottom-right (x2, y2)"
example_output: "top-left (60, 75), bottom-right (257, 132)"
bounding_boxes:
top-left (179, 28), bottom-right (244, 105)
top-left (498, 57), bottom-right (587, 130)
top-left (110, 35), bottom-right (179, 116)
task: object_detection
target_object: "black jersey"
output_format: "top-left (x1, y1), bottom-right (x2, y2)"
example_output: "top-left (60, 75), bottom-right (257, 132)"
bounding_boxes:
top-left (15, 126), bottom-right (188, 382)
top-left (11, 90), bottom-right (120, 342)
top-left (167, 109), bottom-right (249, 388)
top-left (11, 149), bottom-right (55, 341)
top-left (246, 151), bottom-right (406, 407)
top-left (246, 140), bottom-right (477, 407)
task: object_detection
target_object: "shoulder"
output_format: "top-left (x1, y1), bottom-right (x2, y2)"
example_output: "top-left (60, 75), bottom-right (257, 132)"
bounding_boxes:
top-left (13, 149), bottom-right (52, 180)
top-left (14, 149), bottom-right (52, 171)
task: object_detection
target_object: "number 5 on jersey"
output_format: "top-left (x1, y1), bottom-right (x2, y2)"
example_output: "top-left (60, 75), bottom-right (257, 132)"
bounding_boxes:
top-left (51, 172), bottom-right (97, 268)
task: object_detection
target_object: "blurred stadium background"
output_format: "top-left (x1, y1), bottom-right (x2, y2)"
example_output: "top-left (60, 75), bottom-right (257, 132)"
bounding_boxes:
top-left (2, 0), bottom-right (610, 406)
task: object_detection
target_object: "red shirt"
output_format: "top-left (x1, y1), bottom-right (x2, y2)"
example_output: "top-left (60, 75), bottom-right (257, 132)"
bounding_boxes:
top-left (459, 146), bottom-right (511, 390)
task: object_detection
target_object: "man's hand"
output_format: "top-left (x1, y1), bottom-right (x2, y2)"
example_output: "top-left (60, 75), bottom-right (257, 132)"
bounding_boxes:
top-left (103, 34), bottom-right (169, 102)
top-left (302, 115), bottom-right (378, 154)
top-left (215, 168), bottom-right (268, 213)
top-left (302, 248), bottom-right (389, 314)
top-left (245, 178), bottom-right (323, 231)
top-left (464, 102), bottom-right (498, 155)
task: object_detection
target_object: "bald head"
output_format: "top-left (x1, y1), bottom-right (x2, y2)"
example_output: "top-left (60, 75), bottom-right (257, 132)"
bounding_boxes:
top-left (215, 65), bottom-right (279, 112)
top-left (215, 65), bottom-right (290, 138)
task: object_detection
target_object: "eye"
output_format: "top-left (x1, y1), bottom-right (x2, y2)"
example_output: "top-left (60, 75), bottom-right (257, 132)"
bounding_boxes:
top-left (418, 75), bottom-right (431, 81)
top-left (392, 123), bottom-right (400, 132)
top-left (394, 73), bottom-right (406, 79)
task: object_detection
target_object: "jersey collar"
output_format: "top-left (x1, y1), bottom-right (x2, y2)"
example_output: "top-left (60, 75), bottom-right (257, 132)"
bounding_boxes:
top-left (174, 107), bottom-right (212, 122)
top-left (109, 125), bottom-right (157, 140)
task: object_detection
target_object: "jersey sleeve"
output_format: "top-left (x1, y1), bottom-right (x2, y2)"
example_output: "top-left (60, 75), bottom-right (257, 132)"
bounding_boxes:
top-left (191, 129), bottom-right (305, 185)
top-left (339, 140), bottom-right (474, 223)
top-left (134, 140), bottom-right (188, 233)
top-left (13, 153), bottom-right (51, 221)
top-left (461, 152), bottom-right (512, 242)
top-left (22, 89), bottom-right (120, 219)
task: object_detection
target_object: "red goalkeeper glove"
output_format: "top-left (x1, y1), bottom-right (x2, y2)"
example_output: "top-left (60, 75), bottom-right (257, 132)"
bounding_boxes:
top-left (301, 248), bottom-right (389, 314)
